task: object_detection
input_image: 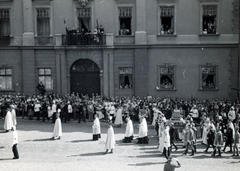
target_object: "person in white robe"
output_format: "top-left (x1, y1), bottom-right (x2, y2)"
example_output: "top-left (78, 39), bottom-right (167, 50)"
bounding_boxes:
top-left (228, 106), bottom-right (236, 122)
top-left (163, 122), bottom-right (171, 160)
top-left (4, 107), bottom-right (13, 132)
top-left (158, 115), bottom-right (166, 152)
top-left (152, 106), bottom-right (159, 126)
top-left (137, 115), bottom-right (149, 144)
top-left (114, 105), bottom-right (123, 127)
top-left (105, 122), bottom-right (115, 154)
top-left (12, 126), bottom-right (19, 159)
top-left (123, 116), bottom-right (134, 143)
top-left (202, 117), bottom-right (211, 145)
top-left (92, 114), bottom-right (101, 140)
top-left (52, 109), bottom-right (62, 140)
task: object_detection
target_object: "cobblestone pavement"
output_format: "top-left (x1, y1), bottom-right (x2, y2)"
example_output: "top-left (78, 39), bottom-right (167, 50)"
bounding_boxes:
top-left (0, 117), bottom-right (240, 171)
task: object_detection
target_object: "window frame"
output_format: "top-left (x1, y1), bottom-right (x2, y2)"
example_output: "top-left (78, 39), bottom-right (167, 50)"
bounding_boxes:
top-left (38, 68), bottom-right (52, 90)
top-left (158, 4), bottom-right (176, 35)
top-left (0, 67), bottom-right (13, 90)
top-left (157, 64), bottom-right (176, 91)
top-left (118, 67), bottom-right (133, 90)
top-left (34, 6), bottom-right (52, 37)
top-left (76, 7), bottom-right (91, 32)
top-left (199, 64), bottom-right (218, 91)
top-left (200, 3), bottom-right (219, 35)
top-left (0, 7), bottom-right (12, 38)
top-left (117, 5), bottom-right (134, 36)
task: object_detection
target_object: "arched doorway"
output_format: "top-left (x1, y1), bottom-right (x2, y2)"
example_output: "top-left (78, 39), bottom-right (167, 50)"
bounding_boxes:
top-left (70, 59), bottom-right (100, 97)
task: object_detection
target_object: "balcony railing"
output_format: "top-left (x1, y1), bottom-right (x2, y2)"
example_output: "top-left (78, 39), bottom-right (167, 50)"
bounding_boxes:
top-left (35, 36), bottom-right (53, 45)
top-left (62, 33), bottom-right (106, 45)
top-left (0, 36), bottom-right (10, 46)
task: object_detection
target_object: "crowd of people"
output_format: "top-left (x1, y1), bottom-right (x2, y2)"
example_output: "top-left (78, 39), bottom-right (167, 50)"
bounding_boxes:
top-left (1, 92), bottom-right (239, 163)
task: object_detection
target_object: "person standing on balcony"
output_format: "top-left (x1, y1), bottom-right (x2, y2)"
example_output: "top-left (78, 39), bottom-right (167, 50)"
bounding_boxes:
top-left (36, 81), bottom-right (46, 96)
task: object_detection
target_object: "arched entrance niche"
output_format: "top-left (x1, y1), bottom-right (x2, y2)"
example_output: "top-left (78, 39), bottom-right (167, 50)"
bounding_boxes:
top-left (70, 59), bottom-right (100, 97)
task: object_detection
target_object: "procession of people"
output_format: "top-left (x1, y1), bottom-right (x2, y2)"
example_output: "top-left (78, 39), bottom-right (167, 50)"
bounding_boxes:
top-left (0, 92), bottom-right (239, 162)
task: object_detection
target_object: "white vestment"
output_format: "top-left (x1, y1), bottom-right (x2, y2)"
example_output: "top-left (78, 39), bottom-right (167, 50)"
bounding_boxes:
top-left (105, 126), bottom-right (115, 150)
top-left (52, 118), bottom-right (62, 138)
top-left (125, 120), bottom-right (134, 137)
top-left (92, 118), bottom-right (101, 134)
top-left (163, 126), bottom-right (171, 148)
top-left (4, 111), bottom-right (13, 130)
top-left (158, 122), bottom-right (165, 152)
top-left (138, 118), bottom-right (148, 138)
top-left (114, 108), bottom-right (123, 125)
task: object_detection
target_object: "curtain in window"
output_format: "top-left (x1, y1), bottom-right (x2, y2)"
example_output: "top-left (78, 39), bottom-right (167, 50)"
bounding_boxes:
top-left (80, 18), bottom-right (90, 31)
top-left (37, 18), bottom-right (50, 36)
top-left (0, 19), bottom-right (10, 36)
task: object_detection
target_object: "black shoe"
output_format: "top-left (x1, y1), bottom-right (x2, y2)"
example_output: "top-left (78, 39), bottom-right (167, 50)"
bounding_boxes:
top-left (13, 157), bottom-right (19, 159)
top-left (190, 153), bottom-right (194, 156)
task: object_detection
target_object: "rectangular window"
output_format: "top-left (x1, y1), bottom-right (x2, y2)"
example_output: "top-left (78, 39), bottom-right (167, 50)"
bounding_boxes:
top-left (160, 6), bottom-right (174, 35)
top-left (38, 68), bottom-right (52, 90)
top-left (37, 8), bottom-right (50, 36)
top-left (78, 8), bottom-right (91, 33)
top-left (158, 64), bottom-right (175, 90)
top-left (201, 64), bottom-right (217, 90)
top-left (119, 67), bottom-right (133, 89)
top-left (202, 5), bottom-right (217, 34)
top-left (0, 9), bottom-right (10, 37)
top-left (119, 7), bottom-right (132, 35)
top-left (0, 68), bottom-right (12, 90)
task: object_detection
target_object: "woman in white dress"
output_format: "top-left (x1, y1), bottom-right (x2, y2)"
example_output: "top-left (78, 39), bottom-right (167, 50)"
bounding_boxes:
top-left (92, 114), bottom-right (101, 140)
top-left (52, 109), bottom-right (62, 140)
top-left (4, 107), bottom-right (13, 132)
top-left (114, 105), bottom-right (123, 127)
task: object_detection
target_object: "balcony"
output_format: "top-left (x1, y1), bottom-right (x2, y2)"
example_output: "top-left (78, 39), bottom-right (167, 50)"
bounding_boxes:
top-left (0, 36), bottom-right (10, 46)
top-left (62, 33), bottom-right (106, 46)
top-left (35, 36), bottom-right (53, 45)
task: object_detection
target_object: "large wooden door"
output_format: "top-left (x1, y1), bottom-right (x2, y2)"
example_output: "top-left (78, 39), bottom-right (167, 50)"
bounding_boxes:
top-left (70, 59), bottom-right (100, 97)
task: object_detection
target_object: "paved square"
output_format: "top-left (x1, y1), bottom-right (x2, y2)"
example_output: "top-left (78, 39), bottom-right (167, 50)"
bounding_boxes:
top-left (0, 118), bottom-right (240, 171)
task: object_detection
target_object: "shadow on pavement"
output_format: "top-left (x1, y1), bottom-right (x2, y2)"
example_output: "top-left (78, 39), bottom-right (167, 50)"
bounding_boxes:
top-left (32, 138), bottom-right (55, 141)
top-left (128, 162), bottom-right (165, 166)
top-left (0, 130), bottom-right (8, 133)
top-left (66, 139), bottom-right (93, 143)
top-left (68, 152), bottom-right (105, 157)
top-left (0, 158), bottom-right (15, 161)
top-left (229, 160), bottom-right (240, 164)
top-left (127, 153), bottom-right (161, 158)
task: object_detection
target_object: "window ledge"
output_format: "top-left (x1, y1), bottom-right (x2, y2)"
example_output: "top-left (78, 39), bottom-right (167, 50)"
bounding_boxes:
top-left (199, 88), bottom-right (219, 91)
top-left (199, 34), bottom-right (220, 36)
top-left (156, 88), bottom-right (177, 91)
top-left (0, 89), bottom-right (15, 92)
top-left (115, 35), bottom-right (134, 37)
top-left (157, 34), bottom-right (177, 37)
